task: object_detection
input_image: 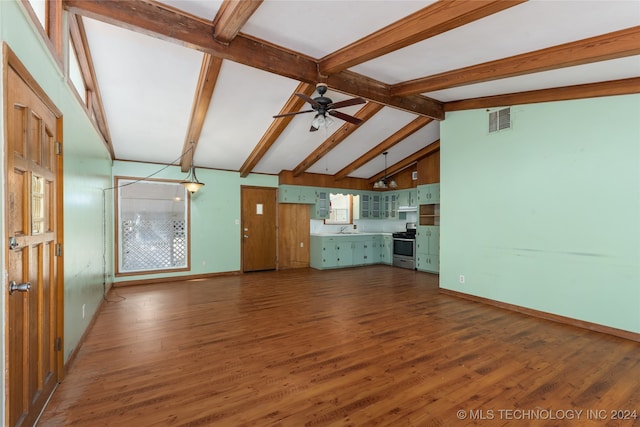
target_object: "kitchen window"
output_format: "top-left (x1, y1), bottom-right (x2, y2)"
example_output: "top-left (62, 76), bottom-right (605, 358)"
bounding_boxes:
top-left (325, 193), bottom-right (357, 225)
top-left (115, 178), bottom-right (190, 275)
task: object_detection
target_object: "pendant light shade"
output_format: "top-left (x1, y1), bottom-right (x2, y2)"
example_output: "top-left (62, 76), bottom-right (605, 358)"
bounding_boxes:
top-left (181, 167), bottom-right (204, 193)
top-left (181, 143), bottom-right (205, 193)
top-left (373, 152), bottom-right (397, 189)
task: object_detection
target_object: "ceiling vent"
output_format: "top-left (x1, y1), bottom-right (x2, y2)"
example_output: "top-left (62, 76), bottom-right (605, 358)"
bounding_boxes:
top-left (488, 107), bottom-right (511, 133)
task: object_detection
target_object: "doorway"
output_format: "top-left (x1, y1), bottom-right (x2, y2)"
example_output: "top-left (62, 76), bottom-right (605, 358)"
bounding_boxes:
top-left (241, 186), bottom-right (277, 272)
top-left (5, 47), bottom-right (64, 427)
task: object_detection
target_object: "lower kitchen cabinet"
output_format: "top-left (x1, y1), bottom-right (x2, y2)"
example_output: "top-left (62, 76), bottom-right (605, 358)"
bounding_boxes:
top-left (380, 235), bottom-right (393, 265)
top-left (310, 235), bottom-right (384, 269)
top-left (416, 225), bottom-right (439, 273)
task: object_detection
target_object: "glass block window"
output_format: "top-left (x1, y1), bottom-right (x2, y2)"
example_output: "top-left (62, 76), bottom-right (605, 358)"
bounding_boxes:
top-left (116, 179), bottom-right (189, 275)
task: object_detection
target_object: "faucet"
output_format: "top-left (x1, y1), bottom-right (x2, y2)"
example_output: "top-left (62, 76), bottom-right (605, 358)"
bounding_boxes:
top-left (339, 226), bottom-right (350, 234)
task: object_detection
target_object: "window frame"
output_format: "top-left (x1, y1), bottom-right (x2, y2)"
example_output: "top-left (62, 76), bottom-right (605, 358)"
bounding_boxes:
top-left (114, 177), bottom-right (191, 277)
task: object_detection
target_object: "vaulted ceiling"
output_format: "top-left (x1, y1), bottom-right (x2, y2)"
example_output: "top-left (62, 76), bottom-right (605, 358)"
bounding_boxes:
top-left (64, 0), bottom-right (640, 184)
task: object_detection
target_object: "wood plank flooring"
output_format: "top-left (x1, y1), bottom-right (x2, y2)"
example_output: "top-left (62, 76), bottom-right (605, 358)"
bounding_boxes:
top-left (39, 267), bottom-right (640, 426)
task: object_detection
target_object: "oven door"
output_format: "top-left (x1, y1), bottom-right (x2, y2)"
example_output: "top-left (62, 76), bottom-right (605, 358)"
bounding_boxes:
top-left (393, 238), bottom-right (415, 269)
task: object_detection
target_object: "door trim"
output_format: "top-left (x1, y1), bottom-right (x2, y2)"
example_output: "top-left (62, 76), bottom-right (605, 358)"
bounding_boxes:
top-left (3, 43), bottom-right (65, 417)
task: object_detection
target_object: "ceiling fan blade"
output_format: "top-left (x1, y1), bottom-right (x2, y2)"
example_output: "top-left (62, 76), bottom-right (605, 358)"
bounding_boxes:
top-left (328, 97), bottom-right (366, 110)
top-left (273, 109), bottom-right (314, 118)
top-left (296, 93), bottom-right (321, 108)
top-left (329, 110), bottom-right (363, 125)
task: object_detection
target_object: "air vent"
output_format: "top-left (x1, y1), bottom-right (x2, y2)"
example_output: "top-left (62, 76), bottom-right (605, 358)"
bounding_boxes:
top-left (488, 107), bottom-right (511, 133)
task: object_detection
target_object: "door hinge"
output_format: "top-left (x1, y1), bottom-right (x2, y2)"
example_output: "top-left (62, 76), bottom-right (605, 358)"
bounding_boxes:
top-left (55, 243), bottom-right (63, 257)
top-left (55, 141), bottom-right (62, 155)
top-left (55, 337), bottom-right (62, 351)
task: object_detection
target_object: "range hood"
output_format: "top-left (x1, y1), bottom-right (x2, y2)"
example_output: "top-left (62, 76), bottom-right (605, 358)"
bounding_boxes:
top-left (398, 206), bottom-right (417, 212)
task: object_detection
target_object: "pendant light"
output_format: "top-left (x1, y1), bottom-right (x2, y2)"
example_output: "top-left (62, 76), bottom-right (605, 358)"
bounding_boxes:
top-left (181, 142), bottom-right (205, 193)
top-left (373, 152), bottom-right (397, 189)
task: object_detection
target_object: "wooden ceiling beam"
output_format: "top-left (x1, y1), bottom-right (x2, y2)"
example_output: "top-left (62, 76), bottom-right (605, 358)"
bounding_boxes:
top-left (368, 140), bottom-right (440, 183)
top-left (319, 0), bottom-right (526, 75)
top-left (445, 77), bottom-right (640, 111)
top-left (239, 82), bottom-right (316, 177)
top-left (180, 55), bottom-right (223, 171)
top-left (292, 102), bottom-right (384, 177)
top-left (68, 14), bottom-right (115, 158)
top-left (63, 0), bottom-right (444, 119)
top-left (212, 0), bottom-right (263, 44)
top-left (335, 116), bottom-right (433, 180)
top-left (392, 26), bottom-right (640, 96)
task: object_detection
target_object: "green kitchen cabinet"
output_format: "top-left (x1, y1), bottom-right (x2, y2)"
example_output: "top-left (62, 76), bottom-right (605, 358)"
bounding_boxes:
top-left (310, 236), bottom-right (353, 269)
top-left (360, 192), bottom-right (371, 218)
top-left (416, 184), bottom-right (440, 204)
top-left (416, 225), bottom-right (439, 273)
top-left (279, 185), bottom-right (316, 204)
top-left (383, 193), bottom-right (398, 219)
top-left (380, 235), bottom-right (393, 264)
top-left (397, 189), bottom-right (417, 207)
top-left (313, 189), bottom-right (330, 219)
top-left (310, 234), bottom-right (384, 269)
top-left (371, 193), bottom-right (382, 218)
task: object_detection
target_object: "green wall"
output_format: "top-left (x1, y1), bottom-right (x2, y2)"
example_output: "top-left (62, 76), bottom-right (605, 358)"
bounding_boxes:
top-left (0, 0), bottom-right (113, 377)
top-left (111, 161), bottom-right (277, 283)
top-left (440, 95), bottom-right (640, 333)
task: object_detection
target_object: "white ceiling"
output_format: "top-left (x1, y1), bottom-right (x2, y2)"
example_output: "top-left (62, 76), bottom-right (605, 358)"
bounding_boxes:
top-left (78, 0), bottom-right (640, 180)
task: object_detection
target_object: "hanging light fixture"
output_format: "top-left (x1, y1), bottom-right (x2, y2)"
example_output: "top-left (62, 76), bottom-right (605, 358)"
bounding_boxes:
top-left (181, 142), bottom-right (205, 193)
top-left (373, 152), bottom-right (398, 189)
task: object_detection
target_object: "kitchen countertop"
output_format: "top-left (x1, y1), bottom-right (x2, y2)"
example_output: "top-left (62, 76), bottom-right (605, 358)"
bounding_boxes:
top-left (311, 232), bottom-right (393, 237)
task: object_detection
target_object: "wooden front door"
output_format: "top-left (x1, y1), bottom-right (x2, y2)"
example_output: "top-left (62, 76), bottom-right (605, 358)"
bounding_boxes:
top-left (6, 56), bottom-right (62, 427)
top-left (241, 186), bottom-right (277, 272)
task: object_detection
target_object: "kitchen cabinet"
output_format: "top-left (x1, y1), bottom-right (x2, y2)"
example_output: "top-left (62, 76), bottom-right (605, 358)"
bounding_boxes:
top-left (313, 189), bottom-right (330, 219)
top-left (361, 192), bottom-right (382, 219)
top-left (310, 234), bottom-right (385, 269)
top-left (383, 193), bottom-right (397, 218)
top-left (371, 194), bottom-right (382, 218)
top-left (417, 183), bottom-right (439, 204)
top-left (279, 185), bottom-right (316, 204)
top-left (310, 236), bottom-right (353, 268)
top-left (416, 225), bottom-right (439, 273)
top-left (380, 235), bottom-right (393, 264)
top-left (397, 189), bottom-right (417, 208)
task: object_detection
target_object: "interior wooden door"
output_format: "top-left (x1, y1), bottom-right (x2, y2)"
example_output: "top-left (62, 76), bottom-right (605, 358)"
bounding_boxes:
top-left (278, 203), bottom-right (310, 269)
top-left (241, 186), bottom-right (277, 272)
top-left (6, 61), bottom-right (62, 427)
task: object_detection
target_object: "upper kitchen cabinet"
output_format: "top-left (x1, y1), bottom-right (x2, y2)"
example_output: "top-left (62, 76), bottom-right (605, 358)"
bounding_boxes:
top-left (417, 184), bottom-right (440, 204)
top-left (279, 185), bottom-right (316, 204)
top-left (397, 189), bottom-right (417, 208)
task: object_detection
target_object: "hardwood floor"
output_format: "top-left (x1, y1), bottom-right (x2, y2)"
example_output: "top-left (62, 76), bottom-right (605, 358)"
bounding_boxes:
top-left (39, 266), bottom-right (640, 426)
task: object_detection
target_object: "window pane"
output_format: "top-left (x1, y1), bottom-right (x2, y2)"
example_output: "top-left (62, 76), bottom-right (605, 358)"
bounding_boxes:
top-left (69, 38), bottom-right (86, 104)
top-left (27, 0), bottom-right (46, 29)
top-left (117, 179), bottom-right (188, 274)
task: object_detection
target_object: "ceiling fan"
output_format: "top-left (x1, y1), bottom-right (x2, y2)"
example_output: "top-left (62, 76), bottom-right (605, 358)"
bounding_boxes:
top-left (273, 83), bottom-right (366, 132)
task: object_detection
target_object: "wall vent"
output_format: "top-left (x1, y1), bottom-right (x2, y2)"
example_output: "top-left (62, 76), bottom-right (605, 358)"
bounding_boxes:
top-left (488, 107), bottom-right (511, 133)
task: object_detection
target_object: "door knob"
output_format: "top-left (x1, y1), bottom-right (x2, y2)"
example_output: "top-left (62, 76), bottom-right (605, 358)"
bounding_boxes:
top-left (8, 236), bottom-right (18, 250)
top-left (9, 281), bottom-right (31, 295)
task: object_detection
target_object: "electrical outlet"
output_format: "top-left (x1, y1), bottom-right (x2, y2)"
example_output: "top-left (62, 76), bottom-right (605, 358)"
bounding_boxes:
top-left (459, 275), bottom-right (465, 284)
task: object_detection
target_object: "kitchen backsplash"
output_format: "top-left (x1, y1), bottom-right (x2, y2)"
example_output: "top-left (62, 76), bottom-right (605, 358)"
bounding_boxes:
top-left (310, 213), bottom-right (417, 234)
